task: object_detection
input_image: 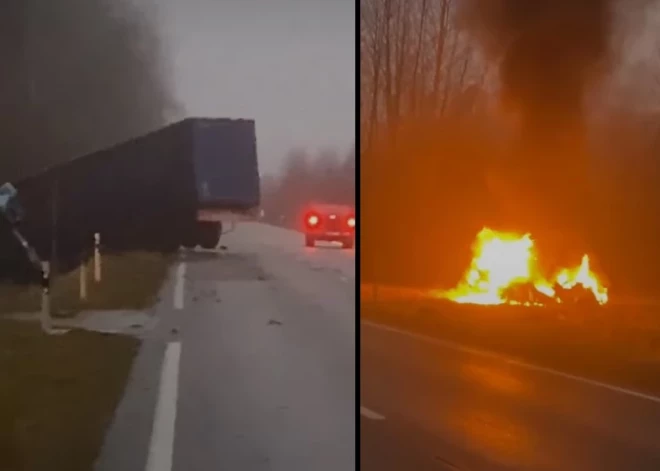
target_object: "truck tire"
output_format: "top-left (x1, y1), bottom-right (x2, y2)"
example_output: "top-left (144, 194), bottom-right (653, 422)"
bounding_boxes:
top-left (159, 237), bottom-right (180, 254)
top-left (182, 232), bottom-right (198, 250)
top-left (305, 235), bottom-right (315, 247)
top-left (198, 222), bottom-right (220, 250)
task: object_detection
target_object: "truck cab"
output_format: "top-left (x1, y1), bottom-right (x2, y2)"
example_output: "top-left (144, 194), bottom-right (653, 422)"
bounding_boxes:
top-left (303, 203), bottom-right (355, 249)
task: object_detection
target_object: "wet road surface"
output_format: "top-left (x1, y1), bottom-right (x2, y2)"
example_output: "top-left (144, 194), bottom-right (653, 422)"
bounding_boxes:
top-left (361, 321), bottom-right (660, 471)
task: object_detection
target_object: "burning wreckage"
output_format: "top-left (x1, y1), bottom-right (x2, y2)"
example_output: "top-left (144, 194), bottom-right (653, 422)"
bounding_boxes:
top-left (433, 228), bottom-right (609, 307)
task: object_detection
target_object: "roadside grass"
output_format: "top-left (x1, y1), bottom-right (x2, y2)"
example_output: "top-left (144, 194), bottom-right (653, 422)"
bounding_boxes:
top-left (0, 319), bottom-right (139, 471)
top-left (362, 299), bottom-right (660, 396)
top-left (0, 251), bottom-right (172, 317)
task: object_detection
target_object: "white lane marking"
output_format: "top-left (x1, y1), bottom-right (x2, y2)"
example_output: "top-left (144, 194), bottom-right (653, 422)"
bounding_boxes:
top-left (145, 341), bottom-right (182, 471)
top-left (173, 262), bottom-right (186, 310)
top-left (361, 406), bottom-right (386, 420)
top-left (362, 321), bottom-right (660, 405)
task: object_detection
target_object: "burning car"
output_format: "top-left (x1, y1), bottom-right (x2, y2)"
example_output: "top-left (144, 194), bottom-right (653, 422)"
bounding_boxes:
top-left (303, 203), bottom-right (355, 249)
top-left (433, 227), bottom-right (608, 306)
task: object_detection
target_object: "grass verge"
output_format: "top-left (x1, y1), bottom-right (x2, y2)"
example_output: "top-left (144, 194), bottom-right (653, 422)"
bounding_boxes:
top-left (0, 319), bottom-right (139, 471)
top-left (362, 299), bottom-right (660, 396)
top-left (0, 252), bottom-right (172, 317)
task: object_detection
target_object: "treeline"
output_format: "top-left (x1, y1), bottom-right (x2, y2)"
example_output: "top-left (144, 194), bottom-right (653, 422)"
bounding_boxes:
top-left (361, 0), bottom-right (660, 298)
top-left (361, 0), bottom-right (502, 287)
top-left (260, 147), bottom-right (355, 229)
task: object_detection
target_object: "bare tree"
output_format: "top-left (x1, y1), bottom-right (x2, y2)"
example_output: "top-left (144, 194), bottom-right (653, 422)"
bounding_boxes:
top-left (360, 0), bottom-right (501, 285)
top-left (361, 0), bottom-right (386, 151)
top-left (360, 0), bottom-right (486, 147)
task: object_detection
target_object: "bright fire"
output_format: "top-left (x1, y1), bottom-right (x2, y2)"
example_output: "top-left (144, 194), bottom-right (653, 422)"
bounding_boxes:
top-left (436, 228), bottom-right (608, 306)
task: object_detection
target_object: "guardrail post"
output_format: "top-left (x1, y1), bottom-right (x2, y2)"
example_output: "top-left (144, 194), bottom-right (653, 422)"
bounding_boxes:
top-left (41, 261), bottom-right (51, 331)
top-left (79, 259), bottom-right (87, 300)
top-left (94, 232), bottom-right (101, 282)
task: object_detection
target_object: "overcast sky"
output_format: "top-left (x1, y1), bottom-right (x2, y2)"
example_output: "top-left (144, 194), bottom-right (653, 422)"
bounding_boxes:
top-left (141, 0), bottom-right (355, 175)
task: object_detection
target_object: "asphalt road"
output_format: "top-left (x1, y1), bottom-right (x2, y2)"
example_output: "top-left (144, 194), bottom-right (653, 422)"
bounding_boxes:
top-left (96, 222), bottom-right (355, 471)
top-left (361, 321), bottom-right (660, 471)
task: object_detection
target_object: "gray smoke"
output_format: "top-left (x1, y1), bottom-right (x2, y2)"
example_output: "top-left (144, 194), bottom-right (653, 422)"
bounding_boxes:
top-left (0, 0), bottom-right (180, 180)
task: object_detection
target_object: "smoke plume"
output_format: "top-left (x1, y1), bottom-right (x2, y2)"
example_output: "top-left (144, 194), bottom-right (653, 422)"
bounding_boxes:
top-left (460, 0), bottom-right (618, 262)
top-left (462, 0), bottom-right (612, 142)
top-left (0, 0), bottom-right (180, 181)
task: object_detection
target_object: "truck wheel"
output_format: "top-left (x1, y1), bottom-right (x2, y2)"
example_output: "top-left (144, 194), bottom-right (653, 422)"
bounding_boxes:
top-left (200, 239), bottom-right (217, 250)
top-left (198, 222), bottom-right (220, 250)
top-left (305, 235), bottom-right (315, 247)
top-left (159, 238), bottom-right (180, 254)
top-left (182, 233), bottom-right (197, 249)
top-left (342, 237), bottom-right (354, 249)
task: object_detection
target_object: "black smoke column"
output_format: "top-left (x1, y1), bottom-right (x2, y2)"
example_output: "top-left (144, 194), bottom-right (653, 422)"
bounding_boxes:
top-left (461, 0), bottom-right (613, 265)
top-left (0, 0), bottom-right (180, 180)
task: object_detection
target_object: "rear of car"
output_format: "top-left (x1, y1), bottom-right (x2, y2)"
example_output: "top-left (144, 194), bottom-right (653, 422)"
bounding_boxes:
top-left (303, 204), bottom-right (355, 249)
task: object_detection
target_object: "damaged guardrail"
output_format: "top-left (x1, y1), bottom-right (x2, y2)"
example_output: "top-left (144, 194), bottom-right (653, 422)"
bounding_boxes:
top-left (0, 182), bottom-right (67, 334)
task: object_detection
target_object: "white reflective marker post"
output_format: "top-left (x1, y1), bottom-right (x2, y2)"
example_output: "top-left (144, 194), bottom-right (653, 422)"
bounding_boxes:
top-left (94, 232), bottom-right (101, 282)
top-left (41, 261), bottom-right (51, 331)
top-left (79, 260), bottom-right (87, 300)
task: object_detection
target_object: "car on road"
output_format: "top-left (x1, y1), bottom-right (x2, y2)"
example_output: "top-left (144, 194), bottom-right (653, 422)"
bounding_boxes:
top-left (303, 204), bottom-right (355, 249)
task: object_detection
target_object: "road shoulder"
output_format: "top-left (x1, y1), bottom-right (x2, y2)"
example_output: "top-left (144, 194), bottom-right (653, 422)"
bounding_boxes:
top-left (94, 262), bottom-right (184, 471)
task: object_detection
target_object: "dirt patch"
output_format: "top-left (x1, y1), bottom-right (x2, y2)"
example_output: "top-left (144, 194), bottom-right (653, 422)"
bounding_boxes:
top-left (0, 319), bottom-right (139, 471)
top-left (0, 252), bottom-right (172, 317)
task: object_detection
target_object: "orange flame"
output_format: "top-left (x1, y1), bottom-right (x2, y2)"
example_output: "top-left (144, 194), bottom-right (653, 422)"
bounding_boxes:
top-left (435, 228), bottom-right (608, 305)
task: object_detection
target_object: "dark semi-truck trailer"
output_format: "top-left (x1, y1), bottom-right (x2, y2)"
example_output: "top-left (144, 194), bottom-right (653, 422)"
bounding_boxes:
top-left (0, 117), bottom-right (260, 279)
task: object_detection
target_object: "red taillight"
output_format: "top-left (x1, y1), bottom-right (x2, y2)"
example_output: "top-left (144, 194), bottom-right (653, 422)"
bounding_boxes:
top-left (347, 216), bottom-right (355, 228)
top-left (307, 214), bottom-right (320, 227)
